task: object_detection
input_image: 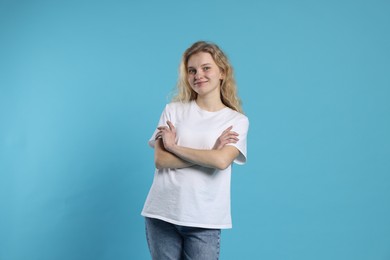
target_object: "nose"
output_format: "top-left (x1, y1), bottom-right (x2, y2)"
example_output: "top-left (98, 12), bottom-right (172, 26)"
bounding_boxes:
top-left (194, 70), bottom-right (203, 79)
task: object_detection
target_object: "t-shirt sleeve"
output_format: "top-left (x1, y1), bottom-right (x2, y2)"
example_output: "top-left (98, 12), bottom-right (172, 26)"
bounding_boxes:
top-left (148, 104), bottom-right (170, 148)
top-left (227, 116), bottom-right (249, 165)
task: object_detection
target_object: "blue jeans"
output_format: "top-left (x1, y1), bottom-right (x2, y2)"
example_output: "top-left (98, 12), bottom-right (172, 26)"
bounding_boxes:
top-left (145, 217), bottom-right (221, 260)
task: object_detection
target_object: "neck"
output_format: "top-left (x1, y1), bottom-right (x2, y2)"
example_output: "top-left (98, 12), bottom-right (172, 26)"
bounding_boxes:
top-left (195, 96), bottom-right (226, 112)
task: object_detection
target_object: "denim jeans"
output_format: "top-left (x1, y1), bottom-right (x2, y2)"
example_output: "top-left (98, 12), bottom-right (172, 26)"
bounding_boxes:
top-left (145, 217), bottom-right (221, 260)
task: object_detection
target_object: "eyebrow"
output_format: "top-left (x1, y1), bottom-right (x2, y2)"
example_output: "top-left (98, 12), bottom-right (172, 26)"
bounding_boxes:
top-left (188, 63), bottom-right (212, 69)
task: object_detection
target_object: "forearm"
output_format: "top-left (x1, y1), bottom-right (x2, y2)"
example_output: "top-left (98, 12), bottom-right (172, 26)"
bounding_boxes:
top-left (154, 139), bottom-right (194, 169)
top-left (156, 120), bottom-right (240, 170)
top-left (167, 144), bottom-right (239, 170)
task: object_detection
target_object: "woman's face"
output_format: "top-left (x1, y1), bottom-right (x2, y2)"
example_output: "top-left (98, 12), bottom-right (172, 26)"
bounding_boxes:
top-left (187, 52), bottom-right (223, 99)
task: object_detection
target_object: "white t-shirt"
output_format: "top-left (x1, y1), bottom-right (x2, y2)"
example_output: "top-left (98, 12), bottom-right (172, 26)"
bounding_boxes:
top-left (141, 100), bottom-right (249, 229)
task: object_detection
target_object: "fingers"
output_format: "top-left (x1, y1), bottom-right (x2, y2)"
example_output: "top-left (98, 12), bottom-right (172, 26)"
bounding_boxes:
top-left (223, 132), bottom-right (239, 143)
top-left (166, 121), bottom-right (175, 131)
top-left (222, 125), bottom-right (233, 134)
top-left (213, 126), bottom-right (240, 149)
top-left (220, 131), bottom-right (239, 140)
top-left (221, 126), bottom-right (238, 137)
top-left (156, 122), bottom-right (176, 142)
top-left (224, 137), bottom-right (239, 144)
top-left (157, 121), bottom-right (176, 131)
top-left (227, 131), bottom-right (239, 137)
top-left (155, 131), bottom-right (162, 139)
top-left (217, 126), bottom-right (240, 147)
top-left (215, 133), bottom-right (239, 150)
top-left (156, 127), bottom-right (167, 140)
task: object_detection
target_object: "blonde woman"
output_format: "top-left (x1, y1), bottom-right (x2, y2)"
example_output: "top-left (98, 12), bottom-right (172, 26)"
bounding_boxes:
top-left (142, 41), bottom-right (249, 260)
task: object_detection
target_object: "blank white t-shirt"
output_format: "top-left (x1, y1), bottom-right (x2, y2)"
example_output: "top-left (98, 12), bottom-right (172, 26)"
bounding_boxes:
top-left (141, 100), bottom-right (249, 229)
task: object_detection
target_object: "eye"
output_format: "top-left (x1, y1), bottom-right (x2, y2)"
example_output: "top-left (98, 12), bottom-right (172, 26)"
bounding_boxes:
top-left (203, 66), bottom-right (211, 71)
top-left (188, 68), bottom-right (196, 75)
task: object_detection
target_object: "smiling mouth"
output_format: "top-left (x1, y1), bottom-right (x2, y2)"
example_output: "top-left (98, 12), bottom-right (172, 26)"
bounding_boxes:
top-left (194, 81), bottom-right (208, 86)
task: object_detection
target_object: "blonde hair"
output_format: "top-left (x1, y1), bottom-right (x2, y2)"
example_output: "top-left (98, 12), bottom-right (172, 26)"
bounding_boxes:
top-left (172, 41), bottom-right (243, 113)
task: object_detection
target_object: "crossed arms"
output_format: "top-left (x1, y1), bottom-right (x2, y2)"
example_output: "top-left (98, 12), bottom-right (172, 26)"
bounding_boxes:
top-left (154, 121), bottom-right (240, 170)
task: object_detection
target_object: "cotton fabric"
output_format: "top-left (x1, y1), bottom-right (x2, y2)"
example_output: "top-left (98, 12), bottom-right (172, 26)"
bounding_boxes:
top-left (141, 100), bottom-right (249, 229)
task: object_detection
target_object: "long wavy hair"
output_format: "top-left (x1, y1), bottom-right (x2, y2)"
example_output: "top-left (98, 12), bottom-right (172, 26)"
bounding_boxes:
top-left (172, 41), bottom-right (243, 113)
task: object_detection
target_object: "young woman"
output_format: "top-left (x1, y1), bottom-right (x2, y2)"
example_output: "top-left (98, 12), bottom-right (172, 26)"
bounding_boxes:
top-left (142, 41), bottom-right (249, 260)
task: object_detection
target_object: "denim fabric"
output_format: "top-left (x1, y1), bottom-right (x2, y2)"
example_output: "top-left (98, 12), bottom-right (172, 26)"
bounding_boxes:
top-left (145, 217), bottom-right (221, 260)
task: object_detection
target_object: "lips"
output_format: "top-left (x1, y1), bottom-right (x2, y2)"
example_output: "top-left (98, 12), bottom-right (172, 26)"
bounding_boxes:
top-left (194, 81), bottom-right (208, 86)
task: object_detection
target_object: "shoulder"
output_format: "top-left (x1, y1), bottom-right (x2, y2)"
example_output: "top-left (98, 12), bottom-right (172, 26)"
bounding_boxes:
top-left (225, 108), bottom-right (249, 126)
top-left (160, 101), bottom-right (192, 119)
top-left (165, 101), bottom-right (191, 110)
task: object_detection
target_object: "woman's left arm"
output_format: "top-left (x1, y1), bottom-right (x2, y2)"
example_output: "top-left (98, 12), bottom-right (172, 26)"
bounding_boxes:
top-left (158, 121), bottom-right (240, 170)
top-left (168, 145), bottom-right (239, 170)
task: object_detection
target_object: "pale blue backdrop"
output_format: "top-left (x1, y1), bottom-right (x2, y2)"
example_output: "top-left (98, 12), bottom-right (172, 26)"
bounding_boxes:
top-left (1, 0), bottom-right (389, 259)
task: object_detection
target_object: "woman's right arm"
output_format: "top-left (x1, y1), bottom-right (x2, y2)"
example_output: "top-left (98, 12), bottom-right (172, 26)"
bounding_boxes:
top-left (154, 138), bottom-right (194, 169)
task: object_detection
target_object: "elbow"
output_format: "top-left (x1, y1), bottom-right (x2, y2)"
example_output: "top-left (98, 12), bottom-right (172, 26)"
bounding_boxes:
top-left (154, 157), bottom-right (164, 170)
top-left (215, 158), bottom-right (232, 170)
top-left (154, 151), bottom-right (168, 170)
top-left (213, 147), bottom-right (239, 170)
top-left (155, 163), bottom-right (164, 170)
top-left (155, 161), bottom-right (162, 170)
top-left (216, 164), bottom-right (230, 171)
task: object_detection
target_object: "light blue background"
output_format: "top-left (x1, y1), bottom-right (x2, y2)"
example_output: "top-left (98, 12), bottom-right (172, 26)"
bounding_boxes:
top-left (1, 0), bottom-right (389, 259)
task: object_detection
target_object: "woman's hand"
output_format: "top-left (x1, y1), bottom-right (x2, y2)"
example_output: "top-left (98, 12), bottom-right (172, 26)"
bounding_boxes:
top-left (156, 121), bottom-right (177, 152)
top-left (213, 126), bottom-right (239, 150)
